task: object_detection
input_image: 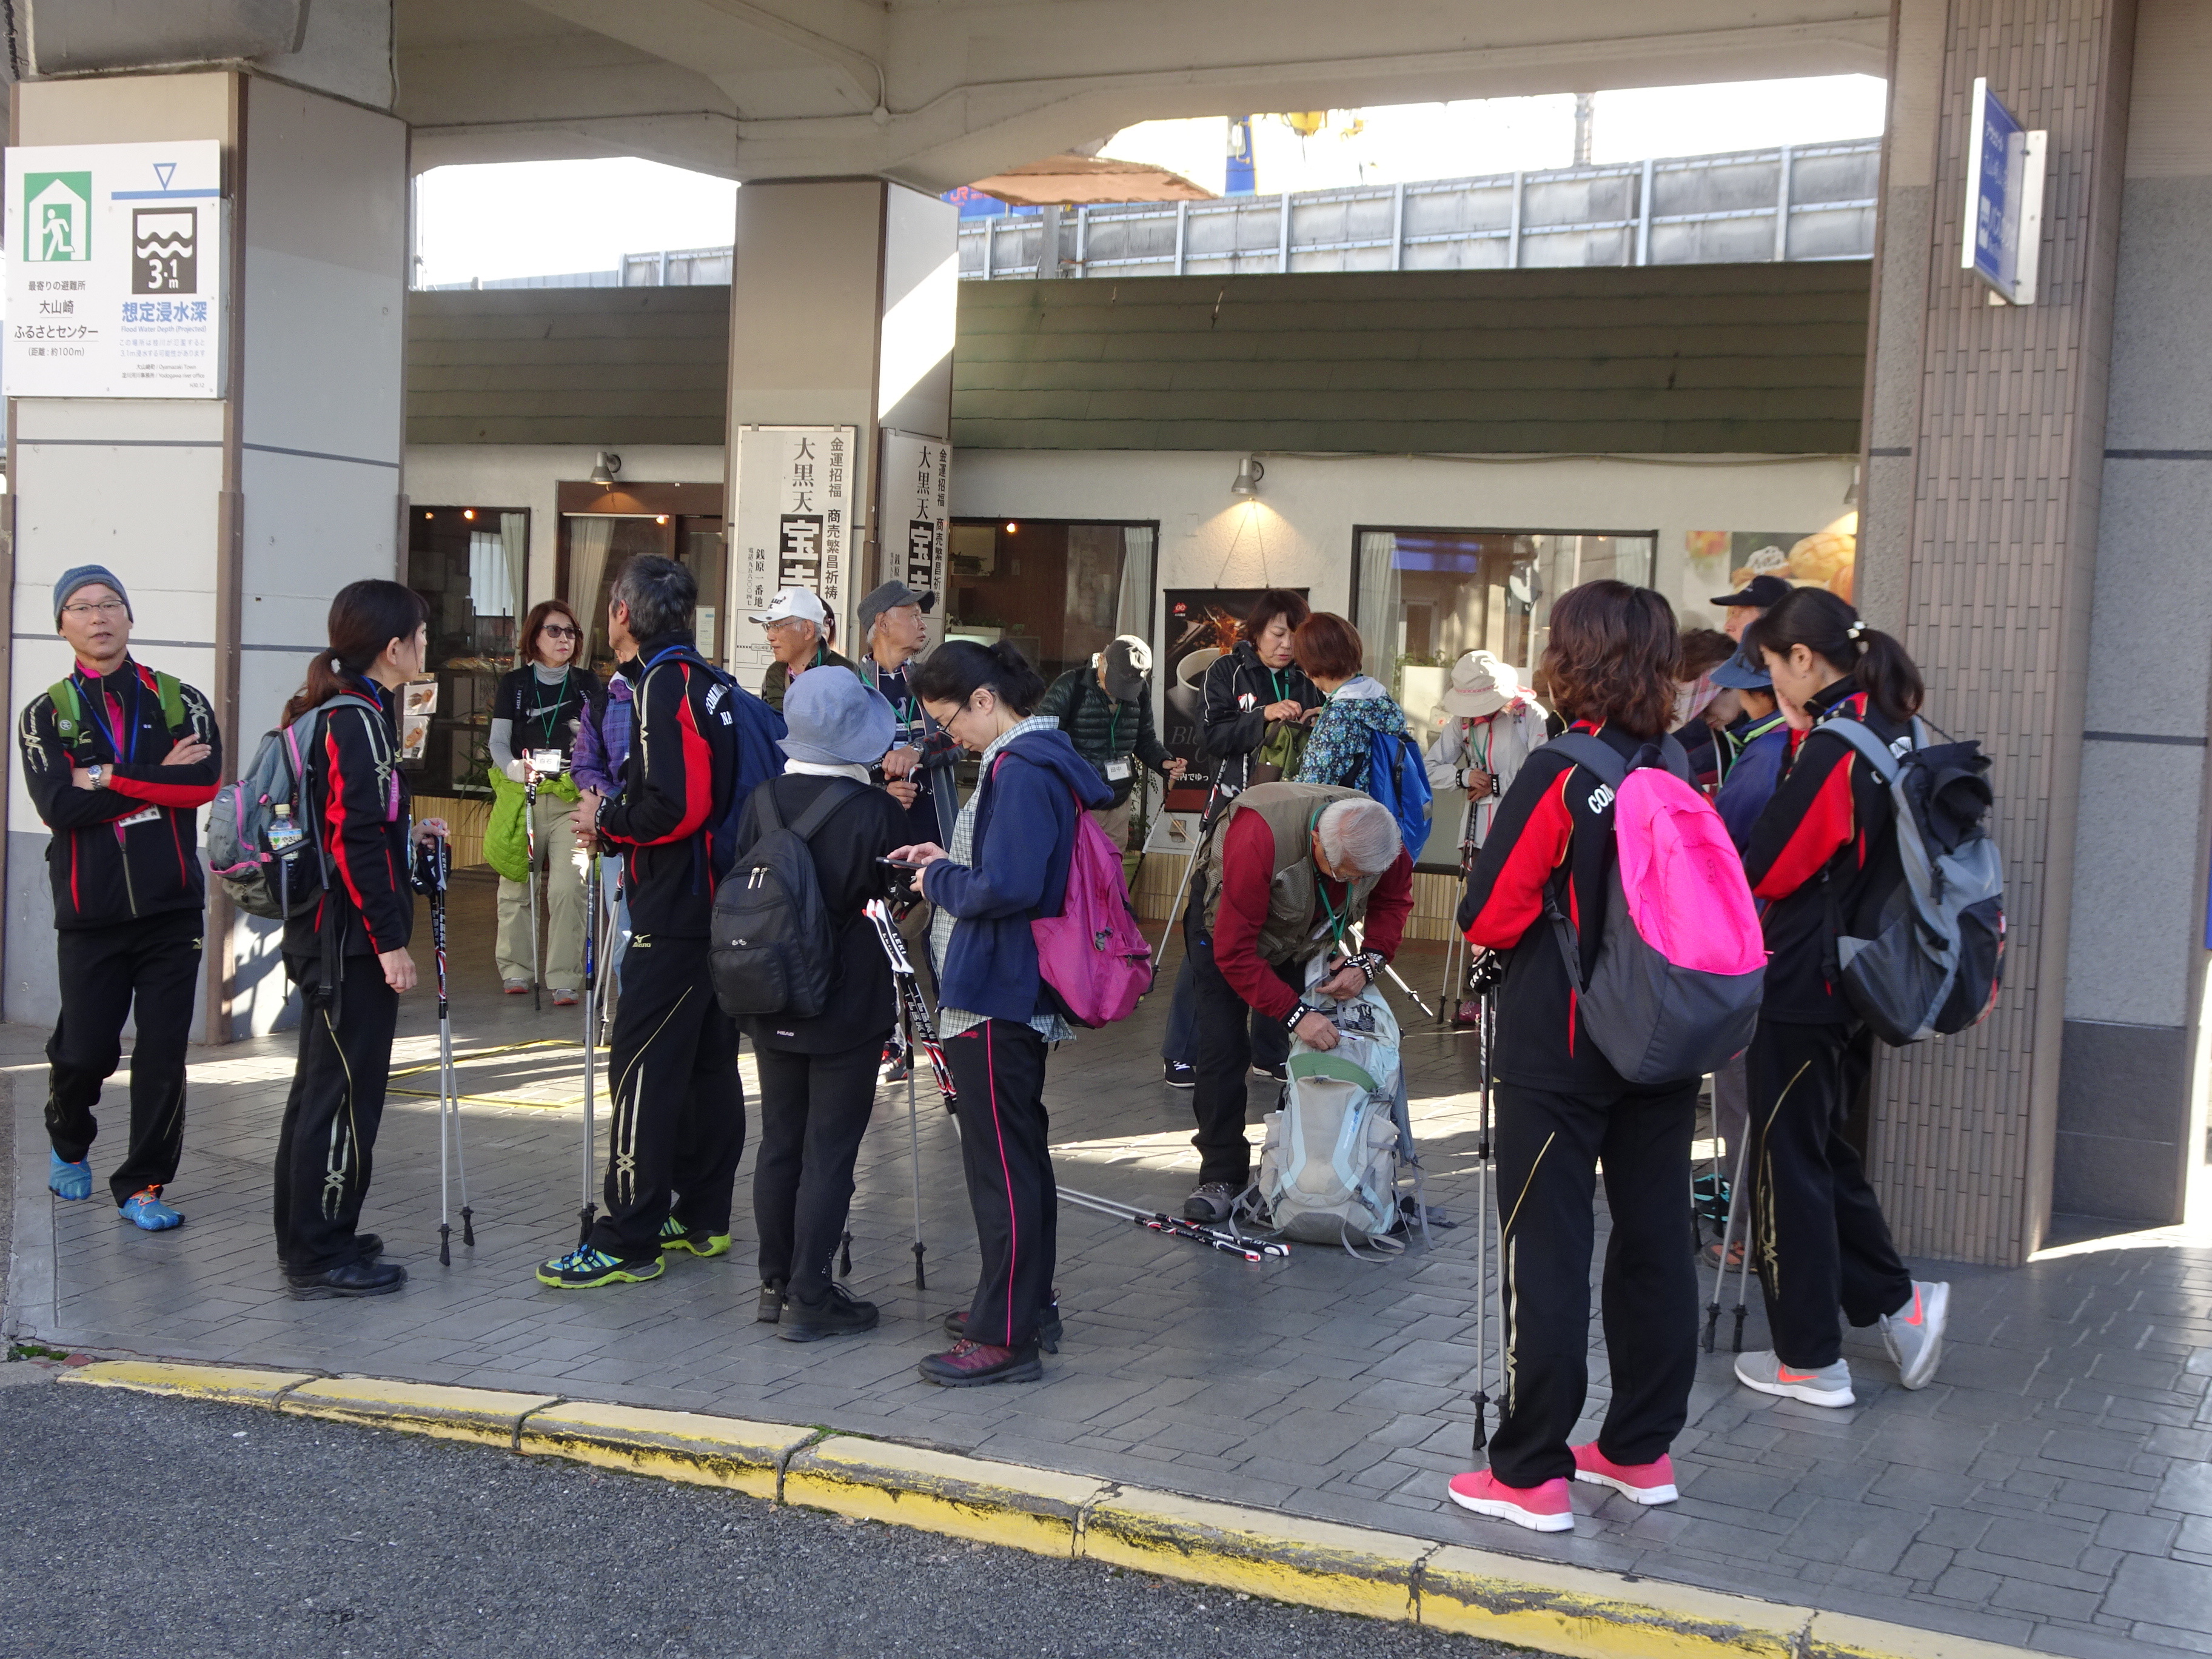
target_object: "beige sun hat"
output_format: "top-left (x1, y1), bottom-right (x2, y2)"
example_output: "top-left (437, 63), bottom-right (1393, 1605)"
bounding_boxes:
top-left (1439, 650), bottom-right (1519, 719)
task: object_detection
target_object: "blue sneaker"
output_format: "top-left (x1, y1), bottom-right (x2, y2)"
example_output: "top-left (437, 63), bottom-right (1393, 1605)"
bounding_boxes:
top-left (118, 1188), bottom-right (184, 1231)
top-left (48, 1151), bottom-right (93, 1201)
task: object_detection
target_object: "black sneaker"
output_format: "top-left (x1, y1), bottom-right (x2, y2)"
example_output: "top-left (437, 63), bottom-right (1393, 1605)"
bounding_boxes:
top-left (779, 1283), bottom-right (880, 1343)
top-left (757, 1279), bottom-right (786, 1324)
top-left (1251, 1061), bottom-right (1288, 1082)
top-left (1163, 1061), bottom-right (1195, 1088)
top-left (917, 1339), bottom-right (1042, 1387)
top-left (943, 1299), bottom-right (1063, 1353)
top-left (287, 1258), bottom-right (407, 1300)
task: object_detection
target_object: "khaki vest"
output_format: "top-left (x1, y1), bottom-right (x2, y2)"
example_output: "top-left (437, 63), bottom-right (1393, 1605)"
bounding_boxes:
top-left (1198, 782), bottom-right (1382, 967)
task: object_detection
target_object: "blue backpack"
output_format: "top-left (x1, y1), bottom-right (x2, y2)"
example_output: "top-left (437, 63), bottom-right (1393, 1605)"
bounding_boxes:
top-left (1366, 726), bottom-right (1433, 858)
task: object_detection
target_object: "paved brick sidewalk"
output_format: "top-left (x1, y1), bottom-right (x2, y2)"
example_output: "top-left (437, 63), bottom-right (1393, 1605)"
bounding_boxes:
top-left (7, 874), bottom-right (2210, 1659)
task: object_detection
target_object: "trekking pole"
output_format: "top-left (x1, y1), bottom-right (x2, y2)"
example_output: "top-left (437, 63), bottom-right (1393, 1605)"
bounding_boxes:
top-left (1059, 1186), bottom-right (1289, 1261)
top-left (1470, 980), bottom-right (1492, 1453)
top-left (866, 896), bottom-right (943, 1287)
top-left (1150, 775), bottom-right (1219, 965)
top-left (523, 767), bottom-right (542, 1012)
top-left (1437, 799), bottom-right (1475, 1025)
top-left (902, 993), bottom-right (927, 1289)
top-left (1704, 1124), bottom-right (1753, 1353)
top-left (577, 845), bottom-right (600, 1249)
top-left (427, 834), bottom-right (474, 1264)
top-left (1730, 1148), bottom-right (1757, 1353)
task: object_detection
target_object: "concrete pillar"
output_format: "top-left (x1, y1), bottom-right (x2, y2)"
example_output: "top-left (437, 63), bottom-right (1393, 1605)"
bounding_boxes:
top-left (4, 72), bottom-right (407, 1039)
top-left (723, 179), bottom-right (955, 691)
top-left (1857, 0), bottom-right (2137, 1262)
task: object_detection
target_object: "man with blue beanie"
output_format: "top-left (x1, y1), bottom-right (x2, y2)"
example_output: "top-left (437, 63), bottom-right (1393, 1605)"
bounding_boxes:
top-left (21, 565), bottom-right (223, 1230)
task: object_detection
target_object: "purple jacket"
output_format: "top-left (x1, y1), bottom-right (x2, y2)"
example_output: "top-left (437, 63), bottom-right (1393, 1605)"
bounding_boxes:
top-left (570, 671), bottom-right (633, 797)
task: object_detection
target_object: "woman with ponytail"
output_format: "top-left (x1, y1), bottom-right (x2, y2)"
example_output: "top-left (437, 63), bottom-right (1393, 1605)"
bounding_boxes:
top-left (273, 580), bottom-right (446, 1299)
top-left (1734, 588), bottom-right (1948, 1407)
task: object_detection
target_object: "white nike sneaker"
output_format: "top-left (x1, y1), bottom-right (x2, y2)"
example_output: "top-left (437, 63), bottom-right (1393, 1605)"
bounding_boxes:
top-left (1734, 1349), bottom-right (1855, 1407)
top-left (1879, 1279), bottom-right (1950, 1390)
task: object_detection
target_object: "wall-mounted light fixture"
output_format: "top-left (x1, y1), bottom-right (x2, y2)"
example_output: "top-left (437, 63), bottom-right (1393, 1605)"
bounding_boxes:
top-left (1230, 456), bottom-right (1265, 497)
top-left (590, 451), bottom-right (623, 488)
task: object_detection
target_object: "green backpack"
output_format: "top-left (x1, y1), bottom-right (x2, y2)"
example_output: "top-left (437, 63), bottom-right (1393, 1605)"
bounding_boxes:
top-left (49, 669), bottom-right (188, 760)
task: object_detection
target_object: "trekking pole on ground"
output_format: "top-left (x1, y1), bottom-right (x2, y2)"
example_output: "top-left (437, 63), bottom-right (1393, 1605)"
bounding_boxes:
top-left (1059, 1186), bottom-right (1289, 1261)
top-left (577, 846), bottom-right (600, 1250)
top-left (523, 768), bottom-right (542, 1013)
top-left (426, 834), bottom-right (474, 1264)
top-left (1703, 1125), bottom-right (1753, 1353)
top-left (865, 896), bottom-right (944, 1287)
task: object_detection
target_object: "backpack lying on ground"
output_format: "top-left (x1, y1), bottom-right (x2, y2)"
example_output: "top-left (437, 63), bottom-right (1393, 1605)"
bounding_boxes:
top-left (1243, 967), bottom-right (1410, 1253)
top-left (1543, 733), bottom-right (1766, 1084)
top-left (709, 779), bottom-right (866, 1019)
top-left (1366, 725), bottom-right (1433, 858)
top-left (209, 692), bottom-right (383, 920)
top-left (1818, 717), bottom-right (2005, 1045)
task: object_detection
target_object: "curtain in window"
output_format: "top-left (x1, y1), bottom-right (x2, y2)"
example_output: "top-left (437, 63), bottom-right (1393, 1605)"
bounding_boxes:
top-left (1355, 530), bottom-right (1400, 686)
top-left (568, 515), bottom-right (616, 666)
top-left (1116, 525), bottom-right (1155, 642)
top-left (501, 511), bottom-right (529, 633)
top-left (468, 531), bottom-right (513, 620)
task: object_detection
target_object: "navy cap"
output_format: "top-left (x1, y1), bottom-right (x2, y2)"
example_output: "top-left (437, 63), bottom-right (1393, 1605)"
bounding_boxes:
top-left (1711, 573), bottom-right (1792, 611)
top-left (1710, 648), bottom-right (1772, 691)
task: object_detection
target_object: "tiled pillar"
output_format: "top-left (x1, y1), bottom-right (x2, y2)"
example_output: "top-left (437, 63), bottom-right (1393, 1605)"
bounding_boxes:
top-left (1857, 0), bottom-right (2139, 1263)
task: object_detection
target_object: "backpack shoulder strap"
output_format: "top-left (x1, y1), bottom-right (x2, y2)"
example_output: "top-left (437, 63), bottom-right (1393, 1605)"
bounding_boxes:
top-left (149, 669), bottom-right (187, 734)
top-left (46, 679), bottom-right (83, 742)
top-left (1544, 732), bottom-right (1626, 788)
top-left (1656, 732), bottom-right (1694, 782)
top-left (786, 777), bottom-right (868, 840)
top-left (1817, 717), bottom-right (1902, 783)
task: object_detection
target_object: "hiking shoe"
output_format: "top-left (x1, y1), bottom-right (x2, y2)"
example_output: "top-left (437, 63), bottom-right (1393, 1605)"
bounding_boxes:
top-left (880, 1049), bottom-right (913, 1084)
top-left (118, 1188), bottom-right (184, 1231)
top-left (551, 988), bottom-right (578, 1007)
top-left (47, 1151), bottom-right (93, 1201)
top-left (1251, 1061), bottom-right (1288, 1082)
top-left (1735, 1350), bottom-right (1855, 1407)
top-left (756, 1279), bottom-right (786, 1324)
top-left (779, 1284), bottom-right (880, 1343)
top-left (657, 1216), bottom-right (731, 1258)
top-left (503, 978), bottom-right (531, 995)
top-left (944, 1299), bottom-right (1064, 1354)
top-left (1163, 1061), bottom-right (1195, 1088)
top-left (917, 1339), bottom-right (1042, 1387)
top-left (356, 1233), bottom-right (384, 1261)
top-left (1182, 1181), bottom-right (1237, 1223)
top-left (1880, 1279), bottom-right (1950, 1390)
top-left (1701, 1236), bottom-right (1752, 1273)
top-left (287, 1258), bottom-right (407, 1299)
top-left (1446, 1470), bottom-right (1574, 1532)
top-left (535, 1245), bottom-right (663, 1288)
top-left (1572, 1443), bottom-right (1678, 1505)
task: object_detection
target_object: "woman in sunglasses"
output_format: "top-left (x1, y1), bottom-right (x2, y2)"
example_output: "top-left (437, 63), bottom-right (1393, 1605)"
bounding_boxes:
top-left (490, 599), bottom-right (604, 1003)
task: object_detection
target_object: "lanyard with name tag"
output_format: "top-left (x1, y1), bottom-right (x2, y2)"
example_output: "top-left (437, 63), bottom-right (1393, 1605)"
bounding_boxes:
top-left (1104, 757), bottom-right (1133, 781)
top-left (113, 805), bottom-right (160, 830)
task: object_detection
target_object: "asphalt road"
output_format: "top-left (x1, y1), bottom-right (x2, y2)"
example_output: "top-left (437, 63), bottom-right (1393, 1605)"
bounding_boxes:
top-left (0, 1375), bottom-right (1520, 1659)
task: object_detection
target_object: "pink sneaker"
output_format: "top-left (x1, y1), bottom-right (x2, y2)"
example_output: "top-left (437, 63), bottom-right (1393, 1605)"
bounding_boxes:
top-left (1445, 1469), bottom-right (1574, 1532)
top-left (1571, 1442), bottom-right (1678, 1504)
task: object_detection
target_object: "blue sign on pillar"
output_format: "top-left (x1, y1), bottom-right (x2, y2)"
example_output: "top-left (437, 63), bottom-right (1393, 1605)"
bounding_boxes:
top-left (1961, 77), bottom-right (2046, 306)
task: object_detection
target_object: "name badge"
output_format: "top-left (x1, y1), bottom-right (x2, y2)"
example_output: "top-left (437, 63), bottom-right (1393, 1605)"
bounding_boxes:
top-left (115, 806), bottom-right (160, 829)
top-left (1104, 757), bottom-right (1133, 782)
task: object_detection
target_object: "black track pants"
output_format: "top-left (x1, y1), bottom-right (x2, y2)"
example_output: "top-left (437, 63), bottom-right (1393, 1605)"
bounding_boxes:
top-left (1161, 952), bottom-right (1289, 1071)
top-left (273, 960), bottom-right (397, 1274)
top-left (1747, 1017), bottom-right (1912, 1369)
top-left (945, 1019), bottom-right (1055, 1350)
top-left (1486, 1078), bottom-right (1701, 1490)
top-left (752, 1041), bottom-right (879, 1299)
top-left (588, 934), bottom-right (745, 1261)
top-left (45, 910), bottom-right (203, 1205)
top-left (1186, 931), bottom-right (1301, 1188)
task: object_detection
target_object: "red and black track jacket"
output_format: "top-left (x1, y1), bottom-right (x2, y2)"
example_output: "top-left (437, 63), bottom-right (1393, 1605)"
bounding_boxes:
top-left (281, 681), bottom-right (414, 962)
top-left (17, 657), bottom-right (222, 930)
top-left (1741, 674), bottom-right (1911, 1025)
top-left (597, 635), bottom-right (737, 941)
top-left (1455, 721), bottom-right (1651, 1093)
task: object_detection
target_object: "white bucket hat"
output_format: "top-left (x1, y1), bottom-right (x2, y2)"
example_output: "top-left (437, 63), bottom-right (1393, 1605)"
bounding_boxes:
top-left (1439, 650), bottom-right (1519, 719)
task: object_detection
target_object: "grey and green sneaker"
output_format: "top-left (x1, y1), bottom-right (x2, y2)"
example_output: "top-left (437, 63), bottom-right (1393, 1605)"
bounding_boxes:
top-left (657, 1216), bottom-right (731, 1258)
top-left (1879, 1279), bottom-right (1950, 1390)
top-left (1733, 1349), bottom-right (1855, 1407)
top-left (536, 1245), bottom-right (664, 1289)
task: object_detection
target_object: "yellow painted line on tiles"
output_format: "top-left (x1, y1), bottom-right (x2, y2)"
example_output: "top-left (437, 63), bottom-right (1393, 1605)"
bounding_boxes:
top-left (784, 1436), bottom-right (1108, 1558)
top-left (57, 1362), bottom-right (2045, 1659)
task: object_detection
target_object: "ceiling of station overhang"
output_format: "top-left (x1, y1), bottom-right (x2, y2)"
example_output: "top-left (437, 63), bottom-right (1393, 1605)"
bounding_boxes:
top-left (395, 0), bottom-right (1890, 188)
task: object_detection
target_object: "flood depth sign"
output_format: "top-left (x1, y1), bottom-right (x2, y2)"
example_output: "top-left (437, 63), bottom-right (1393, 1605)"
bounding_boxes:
top-left (1960, 78), bottom-right (2046, 307)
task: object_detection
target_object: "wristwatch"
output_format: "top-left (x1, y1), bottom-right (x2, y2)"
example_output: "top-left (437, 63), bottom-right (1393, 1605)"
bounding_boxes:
top-left (85, 763), bottom-right (104, 788)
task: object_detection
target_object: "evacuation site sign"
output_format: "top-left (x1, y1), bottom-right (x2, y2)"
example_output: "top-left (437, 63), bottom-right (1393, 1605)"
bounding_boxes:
top-left (5, 139), bottom-right (225, 397)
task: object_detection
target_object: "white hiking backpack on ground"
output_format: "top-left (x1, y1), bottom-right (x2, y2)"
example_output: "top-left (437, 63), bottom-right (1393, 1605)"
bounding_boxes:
top-left (1241, 962), bottom-right (1417, 1255)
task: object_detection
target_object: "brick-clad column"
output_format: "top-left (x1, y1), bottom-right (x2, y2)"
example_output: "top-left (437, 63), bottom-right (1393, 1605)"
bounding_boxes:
top-left (1856, 0), bottom-right (2137, 1264)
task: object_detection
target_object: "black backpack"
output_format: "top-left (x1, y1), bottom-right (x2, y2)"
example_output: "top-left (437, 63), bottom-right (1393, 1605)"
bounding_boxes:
top-left (709, 778), bottom-right (866, 1019)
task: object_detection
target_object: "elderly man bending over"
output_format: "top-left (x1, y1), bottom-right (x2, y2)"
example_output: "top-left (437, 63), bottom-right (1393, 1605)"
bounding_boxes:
top-left (1178, 785), bottom-right (1412, 1221)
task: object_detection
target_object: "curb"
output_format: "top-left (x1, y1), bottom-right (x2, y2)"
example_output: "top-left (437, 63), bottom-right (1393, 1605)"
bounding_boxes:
top-left (61, 1361), bottom-right (2040, 1659)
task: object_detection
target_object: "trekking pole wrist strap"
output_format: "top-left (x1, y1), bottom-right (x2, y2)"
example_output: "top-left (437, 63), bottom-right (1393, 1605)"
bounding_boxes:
top-left (1287, 1000), bottom-right (1322, 1031)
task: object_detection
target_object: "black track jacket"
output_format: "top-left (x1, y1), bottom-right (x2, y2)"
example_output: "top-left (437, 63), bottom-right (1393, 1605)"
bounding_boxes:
top-left (597, 634), bottom-right (737, 941)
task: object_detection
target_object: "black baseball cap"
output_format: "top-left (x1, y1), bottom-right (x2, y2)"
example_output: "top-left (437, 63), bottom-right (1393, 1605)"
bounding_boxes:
top-left (1711, 573), bottom-right (1792, 610)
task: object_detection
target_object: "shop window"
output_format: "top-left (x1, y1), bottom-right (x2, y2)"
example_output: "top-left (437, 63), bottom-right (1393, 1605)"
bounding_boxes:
top-left (1350, 527), bottom-right (1656, 723)
top-left (944, 518), bottom-right (1156, 685)
top-left (407, 504), bottom-right (529, 799)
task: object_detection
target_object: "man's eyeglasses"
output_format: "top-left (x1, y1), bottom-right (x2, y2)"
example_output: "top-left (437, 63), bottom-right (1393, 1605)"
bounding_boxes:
top-left (61, 601), bottom-right (127, 620)
top-left (540, 624), bottom-right (580, 640)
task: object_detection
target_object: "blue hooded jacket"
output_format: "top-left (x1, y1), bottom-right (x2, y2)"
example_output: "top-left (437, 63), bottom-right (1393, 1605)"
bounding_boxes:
top-left (923, 726), bottom-right (1114, 1026)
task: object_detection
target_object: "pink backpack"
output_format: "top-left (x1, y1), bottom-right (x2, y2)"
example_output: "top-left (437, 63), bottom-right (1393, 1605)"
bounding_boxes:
top-left (1544, 734), bottom-right (1766, 1082)
top-left (1033, 788), bottom-right (1155, 1027)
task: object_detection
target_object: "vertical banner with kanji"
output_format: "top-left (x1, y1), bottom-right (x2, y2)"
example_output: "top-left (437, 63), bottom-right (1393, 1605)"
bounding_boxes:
top-left (879, 431), bottom-right (951, 655)
top-left (729, 424), bottom-right (857, 694)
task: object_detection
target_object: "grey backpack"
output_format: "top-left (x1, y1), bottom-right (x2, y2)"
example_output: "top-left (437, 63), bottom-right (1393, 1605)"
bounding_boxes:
top-left (207, 693), bottom-right (383, 920)
top-left (1818, 718), bottom-right (2005, 1046)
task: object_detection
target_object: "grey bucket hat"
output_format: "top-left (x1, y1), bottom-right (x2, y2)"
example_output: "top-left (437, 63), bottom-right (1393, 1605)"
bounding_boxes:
top-left (777, 665), bottom-right (896, 766)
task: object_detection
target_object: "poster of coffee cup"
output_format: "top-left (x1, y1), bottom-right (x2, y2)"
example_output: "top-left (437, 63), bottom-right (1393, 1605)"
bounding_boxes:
top-left (1161, 588), bottom-right (1309, 810)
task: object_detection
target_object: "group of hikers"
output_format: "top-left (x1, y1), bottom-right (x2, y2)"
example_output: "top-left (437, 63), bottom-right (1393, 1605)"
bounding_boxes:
top-left (28, 552), bottom-right (1974, 1528)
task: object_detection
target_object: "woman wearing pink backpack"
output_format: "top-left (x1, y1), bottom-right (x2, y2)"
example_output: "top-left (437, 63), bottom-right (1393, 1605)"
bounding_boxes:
top-left (1447, 581), bottom-right (1720, 1533)
top-left (891, 640), bottom-right (1113, 1388)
